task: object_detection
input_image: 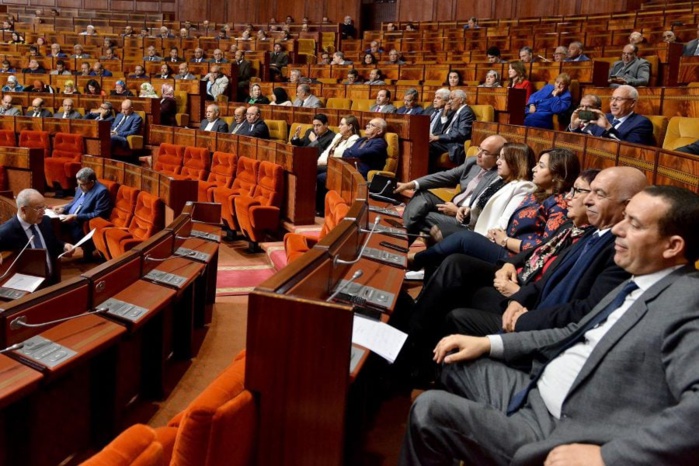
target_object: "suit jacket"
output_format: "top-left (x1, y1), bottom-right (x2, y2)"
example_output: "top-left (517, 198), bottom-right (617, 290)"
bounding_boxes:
top-left (574, 112), bottom-right (655, 146)
top-left (230, 121), bottom-right (248, 134)
top-left (111, 112), bottom-right (143, 137)
top-left (143, 56), bottom-right (163, 62)
top-left (159, 97), bottom-right (177, 126)
top-left (438, 105), bottom-right (475, 145)
top-left (53, 109), bottom-right (83, 119)
top-left (26, 109), bottom-right (53, 118)
top-left (608, 57), bottom-right (650, 87)
top-left (175, 72), bottom-right (196, 80)
top-left (0, 107), bottom-right (21, 116)
top-left (62, 182), bottom-right (111, 223)
top-left (293, 95), bottom-right (322, 108)
top-left (204, 75), bottom-right (229, 99)
top-left (342, 137), bottom-right (388, 178)
top-left (245, 120), bottom-right (270, 139)
top-left (683, 38), bottom-right (699, 56)
top-left (509, 230), bottom-right (630, 331)
top-left (501, 266), bottom-right (699, 466)
top-left (396, 105), bottom-right (423, 115)
top-left (564, 54), bottom-right (590, 62)
top-left (84, 112), bottom-right (115, 122)
top-left (370, 103), bottom-right (397, 113)
top-left (290, 128), bottom-right (336, 153)
top-left (0, 215), bottom-right (65, 282)
top-left (236, 60), bottom-right (252, 84)
top-left (414, 157), bottom-right (498, 204)
top-left (200, 118), bottom-right (229, 133)
top-left (89, 70), bottom-right (113, 77)
top-left (269, 52), bottom-right (289, 68)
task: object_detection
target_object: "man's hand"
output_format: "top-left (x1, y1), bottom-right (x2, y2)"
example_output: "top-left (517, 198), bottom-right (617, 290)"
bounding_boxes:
top-left (60, 214), bottom-right (77, 223)
top-left (544, 444), bottom-right (604, 466)
top-left (308, 131), bottom-right (317, 142)
top-left (433, 334), bottom-right (491, 364)
top-left (436, 202), bottom-right (459, 217)
top-left (429, 134), bottom-right (440, 142)
top-left (394, 181), bottom-right (416, 194)
top-left (455, 206), bottom-right (470, 223)
top-left (62, 243), bottom-right (76, 257)
top-left (494, 264), bottom-right (520, 297)
top-left (529, 104), bottom-right (537, 113)
top-left (52, 206), bottom-right (65, 214)
top-left (293, 126), bottom-right (301, 138)
top-left (502, 301), bottom-right (527, 333)
top-left (590, 108), bottom-right (611, 130)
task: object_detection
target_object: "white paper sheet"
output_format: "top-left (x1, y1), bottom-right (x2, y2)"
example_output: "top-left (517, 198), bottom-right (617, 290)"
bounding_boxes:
top-left (3, 273), bottom-right (44, 292)
top-left (352, 314), bottom-right (408, 364)
top-left (58, 228), bottom-right (96, 258)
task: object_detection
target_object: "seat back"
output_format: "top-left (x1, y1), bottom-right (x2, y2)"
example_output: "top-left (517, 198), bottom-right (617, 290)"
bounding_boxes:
top-left (326, 97), bottom-right (352, 110)
top-left (52, 132), bottom-right (84, 159)
top-left (470, 104), bottom-right (495, 122)
top-left (99, 178), bottom-right (120, 205)
top-left (206, 151), bottom-right (237, 185)
top-left (154, 143), bottom-right (185, 175)
top-left (647, 115), bottom-right (668, 147)
top-left (288, 123), bottom-right (313, 144)
top-left (127, 191), bottom-right (165, 241)
top-left (19, 130), bottom-right (50, 159)
top-left (320, 190), bottom-right (350, 238)
top-left (0, 129), bottom-right (16, 147)
top-left (266, 119), bottom-right (288, 142)
top-left (350, 99), bottom-right (375, 112)
top-left (231, 157), bottom-right (260, 195)
top-left (79, 424), bottom-right (164, 466)
top-left (180, 146), bottom-right (211, 180)
top-left (250, 161), bottom-right (284, 207)
top-left (662, 116), bottom-right (699, 151)
top-left (111, 185), bottom-right (140, 228)
top-left (382, 131), bottom-right (400, 175)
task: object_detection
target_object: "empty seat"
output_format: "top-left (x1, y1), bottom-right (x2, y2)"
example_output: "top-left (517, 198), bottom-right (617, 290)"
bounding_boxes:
top-left (173, 146), bottom-right (210, 181)
top-left (43, 132), bottom-right (84, 190)
top-left (0, 129), bottom-right (16, 147)
top-left (153, 143), bottom-right (185, 176)
top-left (213, 157), bottom-right (260, 232)
top-left (198, 151), bottom-right (237, 202)
top-left (663, 116), bottom-right (699, 151)
top-left (19, 130), bottom-right (50, 160)
top-left (104, 191), bottom-right (164, 259)
top-left (79, 424), bottom-right (164, 466)
top-left (265, 119), bottom-right (288, 143)
top-left (326, 98), bottom-right (352, 110)
top-left (234, 161), bottom-right (284, 248)
top-left (90, 185), bottom-right (140, 260)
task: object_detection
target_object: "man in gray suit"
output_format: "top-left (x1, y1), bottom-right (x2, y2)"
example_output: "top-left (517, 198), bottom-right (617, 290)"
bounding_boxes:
top-left (400, 185), bottom-right (699, 466)
top-left (200, 104), bottom-right (228, 133)
top-left (293, 84), bottom-right (322, 108)
top-left (608, 44), bottom-right (650, 88)
top-left (429, 89), bottom-right (476, 167)
top-left (54, 98), bottom-right (82, 119)
top-left (682, 24), bottom-right (699, 56)
top-left (370, 89), bottom-right (397, 113)
top-left (395, 134), bottom-right (504, 239)
top-left (0, 95), bottom-right (21, 116)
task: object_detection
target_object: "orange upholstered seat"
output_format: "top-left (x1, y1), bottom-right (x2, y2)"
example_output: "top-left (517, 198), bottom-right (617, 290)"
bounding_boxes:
top-left (90, 185), bottom-right (140, 260)
top-left (19, 130), bottom-right (50, 160)
top-left (234, 161), bottom-right (284, 246)
top-left (79, 424), bottom-right (165, 466)
top-left (213, 157), bottom-right (260, 232)
top-left (153, 143), bottom-right (185, 176)
top-left (104, 191), bottom-right (164, 259)
top-left (0, 129), bottom-right (16, 147)
top-left (198, 151), bottom-right (237, 202)
top-left (43, 132), bottom-right (84, 190)
top-left (173, 146), bottom-right (210, 181)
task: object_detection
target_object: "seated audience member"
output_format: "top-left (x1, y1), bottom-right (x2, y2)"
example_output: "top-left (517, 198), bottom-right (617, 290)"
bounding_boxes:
top-left (519, 46), bottom-right (536, 63)
top-left (139, 82), bottom-right (158, 98)
top-left (288, 69), bottom-right (312, 85)
top-left (247, 83), bottom-right (270, 105)
top-left (0, 95), bottom-right (20, 115)
top-left (342, 118), bottom-right (388, 178)
top-left (158, 26), bottom-right (174, 39)
top-left (22, 58), bottom-right (45, 74)
top-left (75, 62), bottom-right (90, 76)
top-left (507, 60), bottom-right (535, 101)
top-left (341, 15), bottom-right (356, 39)
top-left (628, 30), bottom-right (645, 45)
top-left (486, 46), bottom-right (506, 64)
top-left (208, 48), bottom-right (227, 64)
top-left (28, 46), bottom-right (41, 58)
top-left (366, 69), bottom-right (386, 85)
top-left (175, 63), bottom-right (196, 80)
top-left (84, 101), bottom-right (115, 121)
top-left (478, 70), bottom-right (502, 87)
top-left (683, 25), bottom-right (699, 55)
top-left (270, 87), bottom-right (292, 106)
top-left (317, 51), bottom-right (331, 65)
top-left (567, 94), bottom-right (603, 133)
top-left (463, 16), bottom-right (478, 29)
top-left (0, 188), bottom-right (74, 282)
top-left (551, 46), bottom-right (568, 62)
top-left (363, 53), bottom-right (378, 66)
top-left (343, 69), bottom-right (363, 85)
top-left (52, 167), bottom-right (110, 261)
top-left (269, 43), bottom-right (289, 81)
top-left (370, 89), bottom-right (397, 113)
top-left (72, 44), bottom-right (90, 59)
top-left (80, 25), bottom-right (97, 36)
top-left (445, 70), bottom-right (463, 87)
top-left (400, 184), bottom-right (699, 466)
top-left (331, 51), bottom-right (353, 65)
top-left (0, 60), bottom-right (15, 73)
top-left (396, 135), bottom-right (505, 238)
top-left (167, 47), bottom-right (184, 63)
top-left (62, 80), bottom-right (78, 95)
top-left (203, 65), bottom-right (229, 100)
top-left (159, 84), bottom-right (177, 126)
top-left (228, 106), bottom-right (248, 134)
top-left (662, 30), bottom-right (677, 43)
top-left (2, 75), bottom-right (23, 92)
top-left (122, 25), bottom-right (134, 37)
top-left (51, 59), bottom-right (71, 75)
top-left (385, 49), bottom-right (406, 65)
top-left (365, 40), bottom-right (384, 55)
top-left (524, 73), bottom-right (573, 129)
top-left (54, 98), bottom-right (81, 119)
top-left (110, 100), bottom-right (143, 150)
top-left (155, 63), bottom-right (173, 79)
top-left (26, 79), bottom-right (53, 93)
top-left (290, 113), bottom-right (336, 154)
top-left (48, 43), bottom-right (67, 58)
top-left (143, 45), bottom-right (162, 62)
top-left (316, 115), bottom-right (361, 210)
top-left (200, 104), bottom-right (228, 133)
top-left (293, 84), bottom-right (322, 108)
top-left (128, 65), bottom-right (147, 79)
top-left (8, 32), bottom-right (24, 44)
top-left (85, 79), bottom-right (106, 96)
top-left (190, 48), bottom-right (207, 63)
top-left (242, 106), bottom-right (270, 139)
top-left (569, 85), bottom-right (654, 145)
top-left (110, 80), bottom-right (134, 97)
top-left (397, 88), bottom-right (423, 114)
top-left (608, 44), bottom-right (650, 88)
top-left (26, 98), bottom-right (52, 117)
top-left (429, 89), bottom-right (476, 167)
top-left (100, 48), bottom-right (118, 61)
top-left (565, 41), bottom-right (590, 61)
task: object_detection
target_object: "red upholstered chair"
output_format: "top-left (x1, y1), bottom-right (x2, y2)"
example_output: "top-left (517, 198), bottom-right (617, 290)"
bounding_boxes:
top-left (152, 350), bottom-right (256, 466)
top-left (213, 157), bottom-right (260, 233)
top-left (99, 178), bottom-right (120, 205)
top-left (198, 151), bottom-right (237, 202)
top-left (0, 129), bottom-right (16, 147)
top-left (172, 146), bottom-right (210, 181)
top-left (234, 161), bottom-right (284, 249)
top-left (79, 424), bottom-right (164, 466)
top-left (153, 143), bottom-right (185, 176)
top-left (90, 185), bottom-right (140, 260)
top-left (19, 130), bottom-right (50, 160)
top-left (284, 190), bottom-right (349, 263)
top-left (43, 132), bottom-right (84, 190)
top-left (104, 191), bottom-right (165, 259)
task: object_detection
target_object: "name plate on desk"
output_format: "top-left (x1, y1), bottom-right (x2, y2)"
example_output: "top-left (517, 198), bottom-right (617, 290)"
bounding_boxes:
top-left (143, 269), bottom-right (188, 288)
top-left (101, 298), bottom-right (148, 322)
top-left (369, 205), bottom-right (402, 218)
top-left (332, 280), bottom-right (395, 310)
top-left (190, 230), bottom-right (221, 242)
top-left (361, 247), bottom-right (407, 267)
top-left (0, 287), bottom-right (28, 300)
top-left (175, 247), bottom-right (211, 262)
top-left (17, 336), bottom-right (77, 369)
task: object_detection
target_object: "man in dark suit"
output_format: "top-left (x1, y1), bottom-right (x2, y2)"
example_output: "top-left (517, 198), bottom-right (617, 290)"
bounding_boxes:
top-left (26, 98), bottom-right (53, 118)
top-left (110, 99), bottom-right (143, 151)
top-left (290, 113), bottom-right (336, 154)
top-left (84, 101), bottom-right (115, 122)
top-left (564, 41), bottom-right (590, 62)
top-left (401, 185), bottom-right (699, 466)
top-left (54, 98), bottom-right (82, 119)
top-left (570, 85), bottom-right (655, 146)
top-left (52, 168), bottom-right (110, 261)
top-left (342, 118), bottom-right (388, 179)
top-left (0, 189), bottom-right (74, 283)
top-left (429, 89), bottom-right (476, 167)
top-left (269, 42), bottom-right (289, 82)
top-left (682, 24), bottom-right (699, 56)
top-left (234, 50), bottom-right (253, 101)
top-left (243, 106), bottom-right (270, 139)
top-left (200, 104), bottom-right (229, 133)
top-left (396, 89), bottom-right (423, 115)
top-left (395, 135), bottom-right (504, 238)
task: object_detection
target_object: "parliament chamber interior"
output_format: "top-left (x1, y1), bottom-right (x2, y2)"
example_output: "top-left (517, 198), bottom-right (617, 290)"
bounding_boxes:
top-left (0, 0), bottom-right (698, 464)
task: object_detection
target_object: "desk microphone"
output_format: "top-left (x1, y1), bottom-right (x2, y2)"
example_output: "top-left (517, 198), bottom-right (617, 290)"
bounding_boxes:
top-left (334, 216), bottom-right (380, 266)
top-left (0, 235), bottom-right (34, 282)
top-left (10, 307), bottom-right (109, 330)
top-left (144, 250), bottom-right (197, 262)
top-left (0, 342), bottom-right (24, 354)
top-left (375, 179), bottom-right (392, 196)
top-left (326, 269), bottom-right (363, 303)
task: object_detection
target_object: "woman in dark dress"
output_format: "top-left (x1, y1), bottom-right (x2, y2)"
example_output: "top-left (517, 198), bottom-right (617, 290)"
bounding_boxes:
top-left (159, 83), bottom-right (177, 126)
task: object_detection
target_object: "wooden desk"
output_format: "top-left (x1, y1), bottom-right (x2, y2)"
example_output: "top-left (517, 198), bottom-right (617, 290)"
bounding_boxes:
top-left (0, 146), bottom-right (44, 194)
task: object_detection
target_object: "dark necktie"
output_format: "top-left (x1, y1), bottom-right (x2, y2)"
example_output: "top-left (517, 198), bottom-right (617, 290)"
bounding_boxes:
top-left (506, 280), bottom-right (639, 415)
top-left (611, 118), bottom-right (620, 127)
top-left (29, 224), bottom-right (42, 249)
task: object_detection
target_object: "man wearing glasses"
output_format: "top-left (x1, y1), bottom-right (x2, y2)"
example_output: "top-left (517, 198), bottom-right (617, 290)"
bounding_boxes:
top-left (569, 85), bottom-right (655, 145)
top-left (395, 134), bottom-right (506, 241)
top-left (84, 102), bottom-right (115, 122)
top-left (607, 44), bottom-right (649, 87)
top-left (0, 189), bottom-right (74, 283)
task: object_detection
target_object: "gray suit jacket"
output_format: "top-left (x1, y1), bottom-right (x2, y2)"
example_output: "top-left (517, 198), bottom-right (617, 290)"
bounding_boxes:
top-left (0, 107), bottom-right (21, 116)
top-left (500, 266), bottom-right (699, 465)
top-left (293, 95), bottom-right (322, 108)
top-left (683, 38), bottom-right (699, 56)
top-left (608, 57), bottom-right (650, 87)
top-left (414, 157), bottom-right (498, 204)
top-left (370, 104), bottom-right (397, 113)
top-left (200, 118), bottom-right (228, 133)
top-left (54, 110), bottom-right (83, 119)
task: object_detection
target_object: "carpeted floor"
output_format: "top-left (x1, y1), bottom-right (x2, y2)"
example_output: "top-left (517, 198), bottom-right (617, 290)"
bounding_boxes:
top-left (216, 263), bottom-right (276, 296)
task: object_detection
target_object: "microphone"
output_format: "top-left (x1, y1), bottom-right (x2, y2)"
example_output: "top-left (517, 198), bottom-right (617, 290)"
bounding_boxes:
top-left (10, 307), bottom-right (109, 330)
top-left (326, 269), bottom-right (363, 303)
top-left (375, 179), bottom-right (392, 196)
top-left (0, 235), bottom-right (34, 282)
top-left (0, 342), bottom-right (24, 354)
top-left (334, 216), bottom-right (380, 266)
top-left (144, 250), bottom-right (197, 262)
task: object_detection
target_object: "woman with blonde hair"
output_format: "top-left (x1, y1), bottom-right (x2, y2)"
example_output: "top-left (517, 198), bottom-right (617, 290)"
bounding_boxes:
top-left (478, 70), bottom-right (502, 88)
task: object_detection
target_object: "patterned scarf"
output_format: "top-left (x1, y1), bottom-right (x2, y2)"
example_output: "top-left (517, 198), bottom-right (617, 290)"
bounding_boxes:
top-left (518, 223), bottom-right (589, 284)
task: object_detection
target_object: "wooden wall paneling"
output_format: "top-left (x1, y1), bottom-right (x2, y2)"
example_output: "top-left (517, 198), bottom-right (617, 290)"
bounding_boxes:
top-left (111, 1), bottom-right (135, 12)
top-left (56, 0), bottom-right (81, 7)
top-left (434, 0), bottom-right (454, 22)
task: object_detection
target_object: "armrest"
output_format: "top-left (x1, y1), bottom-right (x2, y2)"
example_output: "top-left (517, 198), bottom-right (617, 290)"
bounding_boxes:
top-left (367, 170), bottom-right (395, 181)
top-left (127, 134), bottom-right (144, 150)
top-left (249, 205), bottom-right (281, 229)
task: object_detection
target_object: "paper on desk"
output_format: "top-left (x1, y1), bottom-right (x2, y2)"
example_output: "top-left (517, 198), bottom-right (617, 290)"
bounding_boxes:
top-left (4, 273), bottom-right (44, 292)
top-left (352, 315), bottom-right (408, 364)
top-left (43, 209), bottom-right (60, 219)
top-left (58, 228), bottom-right (96, 258)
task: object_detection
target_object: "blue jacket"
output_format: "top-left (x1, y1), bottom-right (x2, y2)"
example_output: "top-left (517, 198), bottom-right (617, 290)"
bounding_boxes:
top-left (62, 181), bottom-right (111, 223)
top-left (111, 112), bottom-right (143, 138)
top-left (342, 137), bottom-right (388, 179)
top-left (524, 84), bottom-right (572, 129)
top-left (574, 112), bottom-right (655, 146)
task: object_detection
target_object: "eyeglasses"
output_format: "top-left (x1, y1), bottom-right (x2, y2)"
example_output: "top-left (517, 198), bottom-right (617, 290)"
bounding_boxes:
top-left (610, 96), bottom-right (634, 102)
top-left (29, 205), bottom-right (46, 211)
top-left (569, 186), bottom-right (592, 197)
